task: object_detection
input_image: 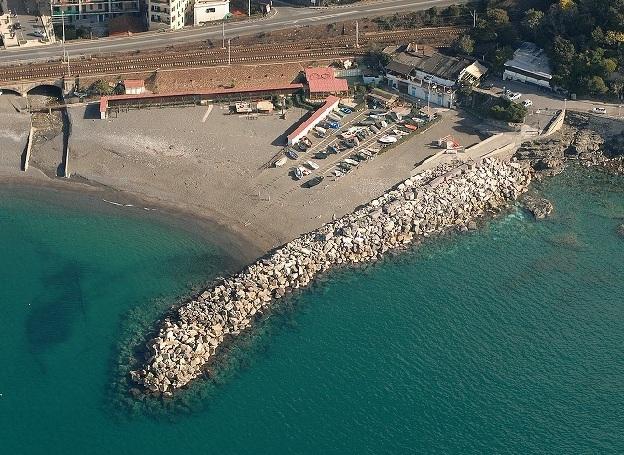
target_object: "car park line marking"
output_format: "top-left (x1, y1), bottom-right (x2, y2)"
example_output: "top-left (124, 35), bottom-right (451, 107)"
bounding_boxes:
top-left (202, 104), bottom-right (213, 122)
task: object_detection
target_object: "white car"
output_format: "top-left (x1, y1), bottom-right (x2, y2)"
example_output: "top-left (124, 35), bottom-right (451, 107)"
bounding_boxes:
top-left (522, 99), bottom-right (533, 107)
top-left (592, 107), bottom-right (607, 114)
top-left (507, 92), bottom-right (522, 101)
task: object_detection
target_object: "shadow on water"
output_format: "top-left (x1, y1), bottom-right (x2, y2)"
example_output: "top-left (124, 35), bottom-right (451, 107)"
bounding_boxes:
top-left (26, 263), bottom-right (86, 357)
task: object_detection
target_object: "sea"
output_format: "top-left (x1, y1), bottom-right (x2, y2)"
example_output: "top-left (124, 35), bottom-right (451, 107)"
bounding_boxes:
top-left (0, 167), bottom-right (622, 454)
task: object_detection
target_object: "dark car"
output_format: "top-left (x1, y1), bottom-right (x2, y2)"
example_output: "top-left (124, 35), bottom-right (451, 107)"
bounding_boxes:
top-left (315, 151), bottom-right (328, 159)
top-left (302, 176), bottom-right (324, 188)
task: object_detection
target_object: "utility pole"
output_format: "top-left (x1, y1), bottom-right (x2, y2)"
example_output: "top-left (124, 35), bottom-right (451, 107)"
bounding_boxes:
top-left (228, 38), bottom-right (231, 65)
top-left (248, 0), bottom-right (251, 17)
top-left (222, 20), bottom-right (225, 49)
top-left (470, 10), bottom-right (477, 28)
top-left (61, 10), bottom-right (70, 77)
top-left (355, 20), bottom-right (359, 48)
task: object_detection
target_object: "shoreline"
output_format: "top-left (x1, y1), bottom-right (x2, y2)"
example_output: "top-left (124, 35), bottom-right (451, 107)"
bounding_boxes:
top-left (0, 169), bottom-right (265, 268)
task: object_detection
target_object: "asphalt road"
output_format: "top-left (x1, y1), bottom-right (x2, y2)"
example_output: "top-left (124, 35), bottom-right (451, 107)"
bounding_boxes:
top-left (0, 0), bottom-right (464, 65)
top-left (485, 76), bottom-right (624, 122)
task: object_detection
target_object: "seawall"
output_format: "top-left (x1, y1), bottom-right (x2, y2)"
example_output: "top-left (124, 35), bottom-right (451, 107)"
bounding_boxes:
top-left (131, 157), bottom-right (532, 395)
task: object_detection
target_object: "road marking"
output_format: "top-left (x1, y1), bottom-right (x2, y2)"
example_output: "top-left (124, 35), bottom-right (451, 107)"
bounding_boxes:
top-left (202, 104), bottom-right (213, 122)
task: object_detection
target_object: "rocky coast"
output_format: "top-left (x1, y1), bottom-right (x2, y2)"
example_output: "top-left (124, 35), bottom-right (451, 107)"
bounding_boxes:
top-left (515, 112), bottom-right (624, 178)
top-left (131, 158), bottom-right (532, 395)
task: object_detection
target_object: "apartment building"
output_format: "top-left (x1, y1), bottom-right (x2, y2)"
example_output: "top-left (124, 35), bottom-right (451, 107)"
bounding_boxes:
top-left (50, 0), bottom-right (141, 24)
top-left (148, 0), bottom-right (194, 30)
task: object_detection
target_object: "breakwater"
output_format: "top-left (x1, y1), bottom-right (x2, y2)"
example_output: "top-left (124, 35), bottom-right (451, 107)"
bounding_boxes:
top-left (131, 158), bottom-right (532, 394)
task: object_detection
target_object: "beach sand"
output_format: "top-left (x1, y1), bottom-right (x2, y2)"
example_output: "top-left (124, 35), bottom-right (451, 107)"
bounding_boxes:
top-left (1, 94), bottom-right (483, 256)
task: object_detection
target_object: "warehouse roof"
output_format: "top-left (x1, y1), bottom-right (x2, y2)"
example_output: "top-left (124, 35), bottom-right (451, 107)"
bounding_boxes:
top-left (504, 42), bottom-right (552, 79)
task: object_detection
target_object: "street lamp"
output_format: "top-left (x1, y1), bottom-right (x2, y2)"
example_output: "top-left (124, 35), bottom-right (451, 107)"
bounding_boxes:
top-left (563, 98), bottom-right (567, 111)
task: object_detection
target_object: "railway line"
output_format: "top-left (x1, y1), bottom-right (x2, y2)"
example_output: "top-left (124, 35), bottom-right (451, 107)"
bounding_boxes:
top-left (0, 26), bottom-right (466, 84)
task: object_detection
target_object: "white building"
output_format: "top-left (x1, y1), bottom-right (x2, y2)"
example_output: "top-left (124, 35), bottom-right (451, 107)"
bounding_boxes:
top-left (148, 0), bottom-right (194, 30)
top-left (503, 42), bottom-right (552, 90)
top-left (384, 45), bottom-right (487, 108)
top-left (194, 0), bottom-right (229, 26)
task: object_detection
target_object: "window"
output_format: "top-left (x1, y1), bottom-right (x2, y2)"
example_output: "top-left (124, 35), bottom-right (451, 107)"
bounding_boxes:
top-left (206, 7), bottom-right (215, 12)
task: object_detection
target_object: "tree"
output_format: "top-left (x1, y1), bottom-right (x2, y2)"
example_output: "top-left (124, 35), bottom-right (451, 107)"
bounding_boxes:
top-left (453, 35), bottom-right (475, 55)
top-left (522, 9), bottom-right (545, 40)
top-left (491, 46), bottom-right (514, 73)
top-left (89, 80), bottom-right (113, 96)
top-left (486, 8), bottom-right (510, 27)
top-left (551, 36), bottom-right (576, 65)
top-left (587, 75), bottom-right (609, 94)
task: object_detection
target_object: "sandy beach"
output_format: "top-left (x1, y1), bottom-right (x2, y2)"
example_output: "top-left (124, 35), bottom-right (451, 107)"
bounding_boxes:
top-left (1, 92), bottom-right (484, 257)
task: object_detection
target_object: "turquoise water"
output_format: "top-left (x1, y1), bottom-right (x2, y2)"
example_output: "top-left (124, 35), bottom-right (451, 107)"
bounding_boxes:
top-left (1, 169), bottom-right (623, 454)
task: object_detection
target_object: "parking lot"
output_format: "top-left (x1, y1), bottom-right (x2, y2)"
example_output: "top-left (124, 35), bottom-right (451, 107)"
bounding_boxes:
top-left (273, 103), bottom-right (435, 188)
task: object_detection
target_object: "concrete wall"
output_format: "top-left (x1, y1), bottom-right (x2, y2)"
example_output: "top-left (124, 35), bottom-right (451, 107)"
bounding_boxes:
top-left (541, 109), bottom-right (565, 137)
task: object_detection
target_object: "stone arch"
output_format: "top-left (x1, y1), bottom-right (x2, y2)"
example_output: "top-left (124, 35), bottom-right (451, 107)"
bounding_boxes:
top-left (27, 84), bottom-right (63, 98)
top-left (0, 87), bottom-right (22, 95)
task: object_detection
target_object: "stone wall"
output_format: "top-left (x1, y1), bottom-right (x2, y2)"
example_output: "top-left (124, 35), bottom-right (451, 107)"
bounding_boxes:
top-left (131, 158), bottom-right (532, 395)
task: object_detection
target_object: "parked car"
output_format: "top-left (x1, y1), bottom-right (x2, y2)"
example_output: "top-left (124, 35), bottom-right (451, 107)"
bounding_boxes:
top-left (315, 151), bottom-right (328, 159)
top-left (507, 92), bottom-right (522, 101)
top-left (302, 176), bottom-right (324, 188)
top-left (592, 107), bottom-right (607, 114)
top-left (522, 99), bottom-right (533, 107)
top-left (340, 107), bottom-right (352, 114)
top-left (326, 121), bottom-right (340, 129)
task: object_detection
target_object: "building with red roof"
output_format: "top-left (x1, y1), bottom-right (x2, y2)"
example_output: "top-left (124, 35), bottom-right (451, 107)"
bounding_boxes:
top-left (304, 67), bottom-right (348, 100)
top-left (287, 96), bottom-right (340, 145)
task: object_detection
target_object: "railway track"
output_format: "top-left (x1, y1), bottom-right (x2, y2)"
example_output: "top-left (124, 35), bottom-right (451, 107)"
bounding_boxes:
top-left (0, 26), bottom-right (467, 83)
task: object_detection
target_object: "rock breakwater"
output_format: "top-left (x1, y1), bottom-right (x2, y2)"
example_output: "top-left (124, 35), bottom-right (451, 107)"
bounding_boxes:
top-left (131, 158), bottom-right (531, 395)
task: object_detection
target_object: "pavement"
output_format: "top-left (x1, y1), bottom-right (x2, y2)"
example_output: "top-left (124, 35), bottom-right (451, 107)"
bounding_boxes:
top-left (481, 76), bottom-right (624, 124)
top-left (0, 0), bottom-right (464, 64)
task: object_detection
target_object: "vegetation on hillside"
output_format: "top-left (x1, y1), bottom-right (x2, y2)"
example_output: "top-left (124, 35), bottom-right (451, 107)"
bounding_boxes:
top-left (456, 0), bottom-right (624, 98)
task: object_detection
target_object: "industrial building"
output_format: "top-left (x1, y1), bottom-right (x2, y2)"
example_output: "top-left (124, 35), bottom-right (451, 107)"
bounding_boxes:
top-left (503, 42), bottom-right (553, 90)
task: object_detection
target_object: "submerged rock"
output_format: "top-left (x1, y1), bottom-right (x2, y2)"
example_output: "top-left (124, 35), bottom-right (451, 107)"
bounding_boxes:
top-left (617, 224), bottom-right (624, 238)
top-left (522, 195), bottom-right (554, 220)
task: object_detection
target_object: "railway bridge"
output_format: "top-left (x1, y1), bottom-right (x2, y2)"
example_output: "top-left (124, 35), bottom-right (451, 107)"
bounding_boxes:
top-left (0, 77), bottom-right (71, 97)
